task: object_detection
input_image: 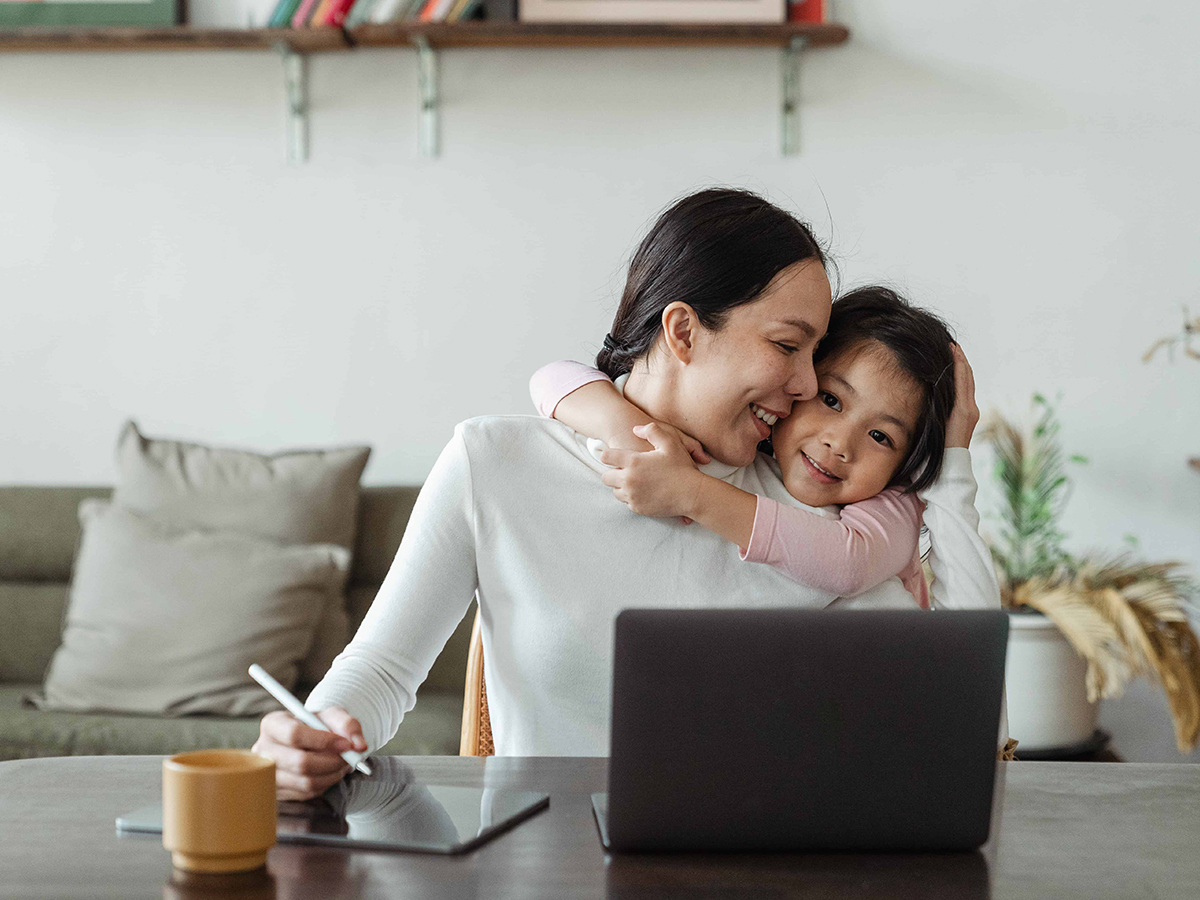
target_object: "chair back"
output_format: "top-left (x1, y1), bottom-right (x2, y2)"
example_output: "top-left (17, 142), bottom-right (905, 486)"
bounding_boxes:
top-left (459, 607), bottom-right (493, 756)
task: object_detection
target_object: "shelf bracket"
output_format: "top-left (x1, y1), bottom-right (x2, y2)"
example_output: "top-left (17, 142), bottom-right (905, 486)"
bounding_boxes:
top-left (781, 35), bottom-right (808, 156)
top-left (278, 45), bottom-right (309, 164)
top-left (412, 36), bottom-right (439, 159)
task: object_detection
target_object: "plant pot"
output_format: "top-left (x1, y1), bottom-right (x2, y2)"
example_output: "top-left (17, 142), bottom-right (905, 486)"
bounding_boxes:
top-left (1005, 612), bottom-right (1099, 752)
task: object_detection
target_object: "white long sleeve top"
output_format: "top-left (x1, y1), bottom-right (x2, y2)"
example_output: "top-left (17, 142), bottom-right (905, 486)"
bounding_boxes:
top-left (306, 416), bottom-right (1002, 757)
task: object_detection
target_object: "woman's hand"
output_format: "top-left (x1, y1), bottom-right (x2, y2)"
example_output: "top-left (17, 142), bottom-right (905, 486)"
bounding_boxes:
top-left (599, 423), bottom-right (707, 519)
top-left (945, 343), bottom-right (980, 449)
top-left (252, 706), bottom-right (367, 801)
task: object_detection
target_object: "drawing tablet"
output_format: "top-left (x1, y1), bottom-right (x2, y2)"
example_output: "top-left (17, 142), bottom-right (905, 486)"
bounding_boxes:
top-left (117, 757), bottom-right (549, 855)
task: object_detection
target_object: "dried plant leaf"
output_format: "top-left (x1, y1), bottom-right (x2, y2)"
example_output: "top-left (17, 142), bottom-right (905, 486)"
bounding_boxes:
top-left (1017, 557), bottom-right (1200, 748)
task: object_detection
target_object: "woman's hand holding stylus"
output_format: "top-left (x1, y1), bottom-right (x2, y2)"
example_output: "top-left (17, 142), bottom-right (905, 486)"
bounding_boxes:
top-left (253, 706), bottom-right (367, 801)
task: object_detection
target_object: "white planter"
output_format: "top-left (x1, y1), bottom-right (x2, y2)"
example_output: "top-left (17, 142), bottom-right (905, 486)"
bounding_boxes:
top-left (1005, 612), bottom-right (1099, 752)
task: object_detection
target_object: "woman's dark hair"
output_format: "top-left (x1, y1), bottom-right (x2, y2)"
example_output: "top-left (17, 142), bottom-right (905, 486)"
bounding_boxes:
top-left (814, 286), bottom-right (957, 494)
top-left (596, 189), bottom-right (827, 379)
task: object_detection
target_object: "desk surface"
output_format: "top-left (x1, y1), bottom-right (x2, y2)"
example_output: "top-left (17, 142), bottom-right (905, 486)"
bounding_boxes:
top-left (1, 755), bottom-right (1196, 900)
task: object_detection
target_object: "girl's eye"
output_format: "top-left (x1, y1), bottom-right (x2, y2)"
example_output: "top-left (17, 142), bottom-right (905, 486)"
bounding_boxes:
top-left (820, 391), bottom-right (841, 411)
top-left (869, 430), bottom-right (893, 447)
top-left (774, 342), bottom-right (798, 355)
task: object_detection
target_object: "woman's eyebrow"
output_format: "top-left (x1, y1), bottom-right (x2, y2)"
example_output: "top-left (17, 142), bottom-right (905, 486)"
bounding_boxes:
top-left (776, 318), bottom-right (819, 340)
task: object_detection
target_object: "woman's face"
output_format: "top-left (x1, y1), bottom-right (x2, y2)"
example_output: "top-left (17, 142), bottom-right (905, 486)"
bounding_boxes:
top-left (672, 260), bottom-right (832, 467)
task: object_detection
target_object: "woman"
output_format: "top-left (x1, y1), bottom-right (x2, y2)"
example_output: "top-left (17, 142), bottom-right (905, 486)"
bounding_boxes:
top-left (254, 189), bottom-right (1000, 800)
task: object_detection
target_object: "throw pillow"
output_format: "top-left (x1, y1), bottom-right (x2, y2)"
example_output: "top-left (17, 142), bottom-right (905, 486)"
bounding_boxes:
top-left (111, 420), bottom-right (370, 683)
top-left (34, 501), bottom-right (350, 716)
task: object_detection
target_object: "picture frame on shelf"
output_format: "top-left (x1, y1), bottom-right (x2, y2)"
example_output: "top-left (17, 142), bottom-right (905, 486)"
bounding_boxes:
top-left (0, 0), bottom-right (182, 28)
top-left (518, 0), bottom-right (784, 24)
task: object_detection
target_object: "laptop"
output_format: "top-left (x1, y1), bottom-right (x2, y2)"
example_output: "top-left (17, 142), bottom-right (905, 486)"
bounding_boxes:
top-left (592, 608), bottom-right (1009, 852)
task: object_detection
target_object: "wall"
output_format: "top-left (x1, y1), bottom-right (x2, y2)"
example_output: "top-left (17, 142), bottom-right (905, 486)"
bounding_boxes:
top-left (3, 0), bottom-right (1198, 759)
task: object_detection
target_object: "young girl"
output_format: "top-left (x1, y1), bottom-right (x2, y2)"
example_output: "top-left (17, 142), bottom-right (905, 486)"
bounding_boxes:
top-left (531, 287), bottom-right (983, 608)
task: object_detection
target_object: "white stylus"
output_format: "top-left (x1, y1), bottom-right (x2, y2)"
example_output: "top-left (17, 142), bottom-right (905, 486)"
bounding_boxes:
top-left (248, 664), bottom-right (373, 776)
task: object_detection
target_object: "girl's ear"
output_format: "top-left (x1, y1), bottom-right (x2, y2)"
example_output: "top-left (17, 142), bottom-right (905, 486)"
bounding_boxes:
top-left (661, 302), bottom-right (699, 365)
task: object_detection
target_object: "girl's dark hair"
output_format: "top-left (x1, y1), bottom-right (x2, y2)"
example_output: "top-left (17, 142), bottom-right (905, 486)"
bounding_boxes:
top-left (814, 286), bottom-right (957, 494)
top-left (596, 189), bottom-right (827, 379)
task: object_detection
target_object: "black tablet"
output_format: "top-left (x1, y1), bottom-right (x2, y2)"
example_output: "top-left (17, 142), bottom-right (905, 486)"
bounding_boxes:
top-left (117, 757), bottom-right (549, 855)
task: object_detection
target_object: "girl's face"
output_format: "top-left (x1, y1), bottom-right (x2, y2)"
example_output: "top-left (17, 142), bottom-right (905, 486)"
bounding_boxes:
top-left (771, 342), bottom-right (922, 507)
top-left (669, 260), bottom-right (831, 467)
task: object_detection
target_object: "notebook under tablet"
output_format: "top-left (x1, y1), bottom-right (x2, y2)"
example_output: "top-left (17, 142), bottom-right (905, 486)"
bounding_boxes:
top-left (592, 608), bottom-right (1009, 852)
top-left (118, 757), bottom-right (548, 855)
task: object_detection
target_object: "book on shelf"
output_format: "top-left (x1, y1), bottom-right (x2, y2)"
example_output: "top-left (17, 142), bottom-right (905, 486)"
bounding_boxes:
top-left (309, 0), bottom-right (338, 24)
top-left (264, 0), bottom-right (498, 26)
top-left (324, 0), bottom-right (358, 25)
top-left (290, 0), bottom-right (323, 26)
top-left (269, 0), bottom-right (305, 27)
top-left (787, 0), bottom-right (826, 22)
top-left (520, 0), bottom-right (783, 23)
top-left (343, 0), bottom-right (381, 27)
top-left (0, 0), bottom-right (182, 27)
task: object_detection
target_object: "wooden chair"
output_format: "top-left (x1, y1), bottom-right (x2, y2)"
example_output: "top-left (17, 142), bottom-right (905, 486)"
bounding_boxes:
top-left (459, 607), bottom-right (494, 756)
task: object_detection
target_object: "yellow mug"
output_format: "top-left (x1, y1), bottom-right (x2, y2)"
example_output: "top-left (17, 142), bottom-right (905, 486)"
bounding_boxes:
top-left (162, 749), bottom-right (277, 873)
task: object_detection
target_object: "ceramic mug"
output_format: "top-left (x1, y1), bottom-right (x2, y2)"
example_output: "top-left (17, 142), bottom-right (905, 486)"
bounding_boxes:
top-left (162, 749), bottom-right (277, 873)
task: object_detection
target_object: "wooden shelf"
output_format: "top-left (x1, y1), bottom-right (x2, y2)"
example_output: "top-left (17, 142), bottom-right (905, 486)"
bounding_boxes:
top-left (0, 26), bottom-right (348, 53)
top-left (356, 22), bottom-right (849, 49)
top-left (0, 21), bottom-right (848, 161)
top-left (0, 21), bottom-right (847, 53)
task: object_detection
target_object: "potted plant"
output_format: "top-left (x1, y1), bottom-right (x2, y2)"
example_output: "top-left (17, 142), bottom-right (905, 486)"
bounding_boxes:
top-left (980, 396), bottom-right (1200, 754)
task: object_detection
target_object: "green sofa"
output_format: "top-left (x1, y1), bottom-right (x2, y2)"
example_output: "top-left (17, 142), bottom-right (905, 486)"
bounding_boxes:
top-left (0, 486), bottom-right (475, 761)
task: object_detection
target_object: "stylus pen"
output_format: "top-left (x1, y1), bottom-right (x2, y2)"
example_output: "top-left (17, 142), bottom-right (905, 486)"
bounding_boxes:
top-left (248, 664), bottom-right (373, 776)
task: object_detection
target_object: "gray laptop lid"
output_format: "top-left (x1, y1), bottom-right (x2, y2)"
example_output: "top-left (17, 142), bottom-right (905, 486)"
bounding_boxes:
top-left (602, 608), bottom-right (1009, 852)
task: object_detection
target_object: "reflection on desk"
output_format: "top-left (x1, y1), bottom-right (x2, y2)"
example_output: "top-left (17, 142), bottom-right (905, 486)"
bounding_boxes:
top-left (605, 848), bottom-right (991, 900)
top-left (276, 756), bottom-right (549, 854)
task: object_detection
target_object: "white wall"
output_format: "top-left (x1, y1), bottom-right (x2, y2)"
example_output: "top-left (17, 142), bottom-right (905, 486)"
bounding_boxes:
top-left (3, 0), bottom-right (1198, 758)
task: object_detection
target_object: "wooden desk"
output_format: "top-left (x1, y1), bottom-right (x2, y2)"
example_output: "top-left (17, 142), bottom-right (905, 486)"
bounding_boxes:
top-left (1, 755), bottom-right (1197, 899)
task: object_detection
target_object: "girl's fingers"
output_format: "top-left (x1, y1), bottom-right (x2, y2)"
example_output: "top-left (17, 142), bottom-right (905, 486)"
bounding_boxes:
top-left (599, 448), bottom-right (633, 468)
top-left (683, 437), bottom-right (711, 465)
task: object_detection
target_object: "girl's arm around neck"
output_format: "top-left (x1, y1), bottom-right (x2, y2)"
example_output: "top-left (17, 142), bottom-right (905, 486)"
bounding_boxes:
top-left (529, 360), bottom-right (654, 452)
top-left (683, 474), bottom-right (759, 549)
top-left (742, 490), bottom-right (922, 596)
top-left (529, 360), bottom-right (612, 419)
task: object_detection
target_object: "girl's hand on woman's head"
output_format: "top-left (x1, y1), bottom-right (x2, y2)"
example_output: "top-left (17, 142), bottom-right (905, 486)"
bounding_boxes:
top-left (599, 423), bottom-right (708, 520)
top-left (945, 343), bottom-right (979, 449)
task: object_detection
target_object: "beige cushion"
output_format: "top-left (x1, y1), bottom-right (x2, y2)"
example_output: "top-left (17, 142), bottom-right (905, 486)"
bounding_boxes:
top-left (111, 421), bottom-right (369, 683)
top-left (34, 501), bottom-right (349, 717)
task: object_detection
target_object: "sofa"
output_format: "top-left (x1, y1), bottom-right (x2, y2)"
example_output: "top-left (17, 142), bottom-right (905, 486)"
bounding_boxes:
top-left (0, 485), bottom-right (476, 761)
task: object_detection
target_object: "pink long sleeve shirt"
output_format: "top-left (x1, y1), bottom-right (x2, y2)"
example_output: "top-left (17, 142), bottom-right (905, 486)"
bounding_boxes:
top-left (529, 361), bottom-right (930, 608)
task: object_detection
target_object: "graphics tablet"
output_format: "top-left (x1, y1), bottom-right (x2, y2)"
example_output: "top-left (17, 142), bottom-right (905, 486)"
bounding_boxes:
top-left (117, 757), bottom-right (548, 855)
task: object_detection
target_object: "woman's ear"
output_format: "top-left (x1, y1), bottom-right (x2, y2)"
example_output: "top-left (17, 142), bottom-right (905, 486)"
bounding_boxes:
top-left (661, 302), bottom-right (699, 365)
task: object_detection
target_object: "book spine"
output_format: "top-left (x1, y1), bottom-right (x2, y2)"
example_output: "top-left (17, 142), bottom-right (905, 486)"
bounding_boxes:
top-left (343, 0), bottom-right (379, 28)
top-left (272, 0), bottom-right (305, 26)
top-left (291, 0), bottom-right (322, 27)
top-left (326, 0), bottom-right (357, 26)
top-left (310, 0), bottom-right (337, 24)
top-left (454, 0), bottom-right (484, 20)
